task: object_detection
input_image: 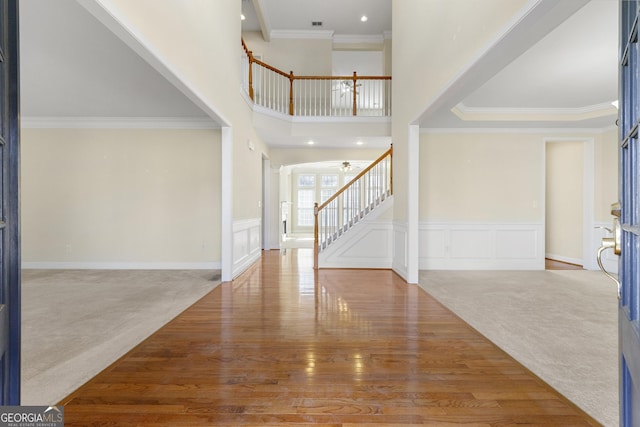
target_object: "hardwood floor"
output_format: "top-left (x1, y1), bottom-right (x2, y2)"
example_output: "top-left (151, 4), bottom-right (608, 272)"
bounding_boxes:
top-left (61, 249), bottom-right (601, 426)
top-left (545, 258), bottom-right (584, 270)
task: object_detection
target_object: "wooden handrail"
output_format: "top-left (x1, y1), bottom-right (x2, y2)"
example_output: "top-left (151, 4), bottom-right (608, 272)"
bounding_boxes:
top-left (241, 39), bottom-right (250, 56)
top-left (253, 58), bottom-right (292, 79)
top-left (242, 41), bottom-right (390, 80)
top-left (313, 145), bottom-right (393, 270)
top-left (242, 39), bottom-right (391, 117)
top-left (291, 75), bottom-right (392, 81)
top-left (317, 146), bottom-right (393, 211)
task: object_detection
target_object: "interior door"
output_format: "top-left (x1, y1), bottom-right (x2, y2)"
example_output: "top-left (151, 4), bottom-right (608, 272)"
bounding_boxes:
top-left (0, 0), bottom-right (21, 404)
top-left (619, 1), bottom-right (640, 424)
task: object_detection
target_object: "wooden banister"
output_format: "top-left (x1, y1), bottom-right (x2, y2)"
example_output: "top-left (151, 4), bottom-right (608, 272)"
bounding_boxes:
top-left (314, 146), bottom-right (393, 269)
top-left (241, 39), bottom-right (391, 116)
top-left (317, 146), bottom-right (393, 211)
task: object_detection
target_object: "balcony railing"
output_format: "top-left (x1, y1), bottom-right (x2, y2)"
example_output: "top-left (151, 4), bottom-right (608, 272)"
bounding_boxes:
top-left (242, 40), bottom-right (392, 117)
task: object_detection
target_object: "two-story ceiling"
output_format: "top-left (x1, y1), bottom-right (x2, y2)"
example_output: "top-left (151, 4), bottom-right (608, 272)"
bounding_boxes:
top-left (20, 0), bottom-right (617, 138)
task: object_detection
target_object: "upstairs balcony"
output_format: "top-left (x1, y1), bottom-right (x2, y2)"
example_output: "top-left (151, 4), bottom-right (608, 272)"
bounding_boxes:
top-left (242, 40), bottom-right (392, 119)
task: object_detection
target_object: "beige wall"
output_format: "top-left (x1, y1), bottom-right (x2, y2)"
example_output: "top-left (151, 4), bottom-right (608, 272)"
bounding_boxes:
top-left (270, 147), bottom-right (384, 168)
top-left (595, 128), bottom-right (619, 221)
top-left (243, 32), bottom-right (333, 75)
top-left (546, 141), bottom-right (584, 260)
top-left (392, 0), bottom-right (527, 221)
top-left (419, 130), bottom-right (618, 225)
top-left (243, 32), bottom-right (392, 78)
top-left (233, 119), bottom-right (268, 221)
top-left (420, 133), bottom-right (543, 222)
top-left (89, 0), bottom-right (242, 122)
top-left (86, 0), bottom-right (270, 225)
top-left (22, 128), bottom-right (221, 265)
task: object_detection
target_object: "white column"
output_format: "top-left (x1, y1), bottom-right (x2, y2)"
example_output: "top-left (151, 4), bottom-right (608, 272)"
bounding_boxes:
top-left (407, 125), bottom-right (420, 284)
top-left (221, 126), bottom-right (233, 281)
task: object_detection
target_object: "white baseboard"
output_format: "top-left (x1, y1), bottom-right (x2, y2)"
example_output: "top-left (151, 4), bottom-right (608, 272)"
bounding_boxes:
top-left (21, 262), bottom-right (221, 270)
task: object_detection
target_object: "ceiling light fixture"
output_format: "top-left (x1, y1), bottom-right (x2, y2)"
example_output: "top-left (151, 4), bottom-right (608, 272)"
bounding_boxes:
top-left (360, 15), bottom-right (368, 22)
top-left (341, 161), bottom-right (352, 172)
top-left (307, 140), bottom-right (315, 145)
top-left (356, 141), bottom-right (364, 146)
top-left (241, 13), bottom-right (246, 20)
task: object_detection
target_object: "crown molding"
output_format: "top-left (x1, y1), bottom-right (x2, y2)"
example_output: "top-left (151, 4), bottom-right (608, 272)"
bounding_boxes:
top-left (333, 34), bottom-right (385, 44)
top-left (420, 125), bottom-right (617, 134)
top-left (451, 101), bottom-right (617, 122)
top-left (269, 30), bottom-right (390, 43)
top-left (270, 29), bottom-right (334, 40)
top-left (21, 116), bottom-right (220, 129)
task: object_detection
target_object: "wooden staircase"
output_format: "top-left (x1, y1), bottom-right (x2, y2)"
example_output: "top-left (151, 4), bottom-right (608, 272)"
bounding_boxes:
top-left (314, 146), bottom-right (392, 269)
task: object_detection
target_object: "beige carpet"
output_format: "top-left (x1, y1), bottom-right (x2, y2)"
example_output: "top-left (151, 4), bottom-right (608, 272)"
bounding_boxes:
top-left (419, 269), bottom-right (618, 427)
top-left (21, 269), bottom-right (220, 405)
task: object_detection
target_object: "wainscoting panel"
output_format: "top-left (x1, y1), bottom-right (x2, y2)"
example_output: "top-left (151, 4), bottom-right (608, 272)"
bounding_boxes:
top-left (419, 222), bottom-right (544, 270)
top-left (496, 230), bottom-right (539, 259)
top-left (423, 229), bottom-right (446, 259)
top-left (320, 221), bottom-right (392, 268)
top-left (450, 230), bottom-right (492, 259)
top-left (392, 221), bottom-right (408, 279)
top-left (232, 218), bottom-right (262, 278)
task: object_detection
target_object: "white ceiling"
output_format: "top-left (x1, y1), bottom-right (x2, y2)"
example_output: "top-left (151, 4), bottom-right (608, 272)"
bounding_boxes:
top-left (242, 0), bottom-right (392, 40)
top-left (19, 0), bottom-right (619, 137)
top-left (421, 0), bottom-right (619, 130)
top-left (20, 0), bottom-right (209, 119)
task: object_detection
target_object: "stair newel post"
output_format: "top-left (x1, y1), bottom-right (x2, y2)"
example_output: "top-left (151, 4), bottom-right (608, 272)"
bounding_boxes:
top-left (248, 50), bottom-right (255, 101)
top-left (289, 71), bottom-right (295, 116)
top-left (313, 202), bottom-right (319, 270)
top-left (352, 71), bottom-right (358, 116)
top-left (390, 144), bottom-right (393, 195)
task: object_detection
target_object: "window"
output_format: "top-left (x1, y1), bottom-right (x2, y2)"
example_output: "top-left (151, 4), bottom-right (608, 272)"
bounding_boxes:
top-left (292, 172), bottom-right (346, 230)
top-left (321, 175), bottom-right (338, 188)
top-left (321, 174), bottom-right (338, 203)
top-left (321, 174), bottom-right (339, 228)
top-left (298, 175), bottom-right (315, 187)
top-left (296, 175), bottom-right (316, 227)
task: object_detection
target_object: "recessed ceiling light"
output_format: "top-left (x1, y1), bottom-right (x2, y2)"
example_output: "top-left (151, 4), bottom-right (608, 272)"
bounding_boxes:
top-left (356, 141), bottom-right (364, 145)
top-left (307, 140), bottom-right (315, 145)
top-left (241, 14), bottom-right (246, 21)
top-left (360, 15), bottom-right (368, 22)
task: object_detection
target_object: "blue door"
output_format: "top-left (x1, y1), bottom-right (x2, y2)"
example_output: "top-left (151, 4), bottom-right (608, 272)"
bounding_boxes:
top-left (0, 0), bottom-right (21, 404)
top-left (619, 1), bottom-right (640, 424)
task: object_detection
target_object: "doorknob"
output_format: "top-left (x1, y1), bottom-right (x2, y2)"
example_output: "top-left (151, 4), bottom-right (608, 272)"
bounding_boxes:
top-left (596, 217), bottom-right (621, 256)
top-left (596, 203), bottom-right (621, 298)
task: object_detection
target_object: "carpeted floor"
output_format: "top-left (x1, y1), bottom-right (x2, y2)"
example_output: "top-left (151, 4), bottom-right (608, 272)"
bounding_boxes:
top-left (21, 269), bottom-right (221, 405)
top-left (419, 269), bottom-right (618, 427)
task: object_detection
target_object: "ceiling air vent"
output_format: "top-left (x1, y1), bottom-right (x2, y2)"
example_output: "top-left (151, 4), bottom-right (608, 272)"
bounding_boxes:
top-left (311, 21), bottom-right (323, 27)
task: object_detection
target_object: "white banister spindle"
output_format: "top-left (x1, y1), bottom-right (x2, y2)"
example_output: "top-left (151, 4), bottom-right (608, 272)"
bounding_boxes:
top-left (241, 45), bottom-right (390, 118)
